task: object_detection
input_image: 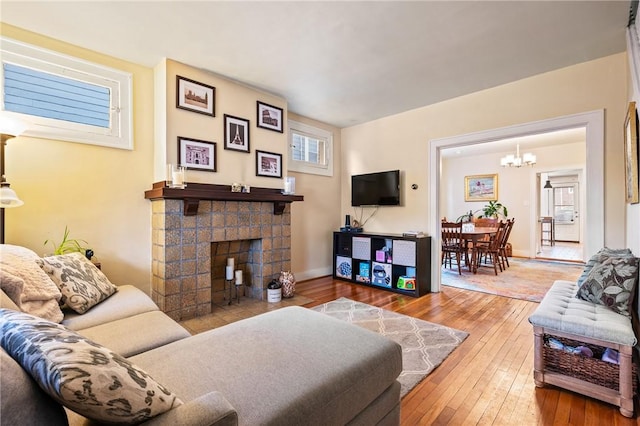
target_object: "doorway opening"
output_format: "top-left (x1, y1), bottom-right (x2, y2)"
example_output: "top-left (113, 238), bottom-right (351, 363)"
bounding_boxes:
top-left (536, 170), bottom-right (584, 263)
top-left (428, 110), bottom-right (604, 293)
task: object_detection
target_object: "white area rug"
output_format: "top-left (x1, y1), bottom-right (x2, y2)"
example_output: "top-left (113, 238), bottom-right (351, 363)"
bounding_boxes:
top-left (312, 297), bottom-right (468, 398)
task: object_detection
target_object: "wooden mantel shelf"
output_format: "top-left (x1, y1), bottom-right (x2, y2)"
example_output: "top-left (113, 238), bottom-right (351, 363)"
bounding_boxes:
top-left (144, 181), bottom-right (304, 216)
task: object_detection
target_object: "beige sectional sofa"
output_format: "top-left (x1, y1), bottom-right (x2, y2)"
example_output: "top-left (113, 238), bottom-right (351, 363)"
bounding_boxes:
top-left (0, 245), bottom-right (403, 425)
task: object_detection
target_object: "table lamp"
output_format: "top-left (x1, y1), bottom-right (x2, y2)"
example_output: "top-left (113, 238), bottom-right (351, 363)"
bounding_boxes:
top-left (0, 114), bottom-right (27, 243)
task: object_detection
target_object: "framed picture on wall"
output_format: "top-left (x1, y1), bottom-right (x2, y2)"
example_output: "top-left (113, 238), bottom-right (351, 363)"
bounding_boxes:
top-left (256, 101), bottom-right (283, 133)
top-left (224, 114), bottom-right (250, 153)
top-left (624, 101), bottom-right (639, 204)
top-left (178, 137), bottom-right (217, 172)
top-left (464, 174), bottom-right (498, 202)
top-left (176, 75), bottom-right (215, 117)
top-left (256, 150), bottom-right (282, 178)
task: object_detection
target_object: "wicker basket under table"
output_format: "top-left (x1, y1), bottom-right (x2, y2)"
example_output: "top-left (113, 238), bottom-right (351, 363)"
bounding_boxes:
top-left (533, 326), bottom-right (636, 417)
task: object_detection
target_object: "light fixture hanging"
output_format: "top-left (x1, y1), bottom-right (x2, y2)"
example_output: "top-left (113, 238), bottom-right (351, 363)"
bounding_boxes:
top-left (500, 143), bottom-right (536, 167)
top-left (544, 179), bottom-right (553, 189)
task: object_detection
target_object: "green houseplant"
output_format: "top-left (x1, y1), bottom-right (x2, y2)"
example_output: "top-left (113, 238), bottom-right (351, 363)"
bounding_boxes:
top-left (44, 226), bottom-right (94, 259)
top-left (481, 201), bottom-right (508, 219)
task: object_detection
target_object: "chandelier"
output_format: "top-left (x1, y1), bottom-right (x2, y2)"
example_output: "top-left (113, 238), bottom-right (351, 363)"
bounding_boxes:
top-left (500, 143), bottom-right (536, 167)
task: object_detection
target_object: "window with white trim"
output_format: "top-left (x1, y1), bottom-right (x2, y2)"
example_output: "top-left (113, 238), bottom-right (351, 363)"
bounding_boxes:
top-left (288, 120), bottom-right (333, 176)
top-left (0, 37), bottom-right (133, 149)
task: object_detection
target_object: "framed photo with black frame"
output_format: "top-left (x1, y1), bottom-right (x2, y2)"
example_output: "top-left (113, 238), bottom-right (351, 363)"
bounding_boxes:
top-left (256, 101), bottom-right (283, 133)
top-left (224, 114), bottom-right (250, 153)
top-left (256, 150), bottom-right (282, 178)
top-left (625, 101), bottom-right (639, 204)
top-left (176, 75), bottom-right (215, 117)
top-left (178, 136), bottom-right (217, 172)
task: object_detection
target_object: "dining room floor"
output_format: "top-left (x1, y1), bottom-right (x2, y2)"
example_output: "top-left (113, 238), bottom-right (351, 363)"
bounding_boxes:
top-left (536, 241), bottom-right (583, 262)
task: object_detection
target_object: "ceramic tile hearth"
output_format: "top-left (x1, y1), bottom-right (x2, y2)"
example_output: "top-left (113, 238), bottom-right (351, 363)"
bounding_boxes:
top-left (151, 199), bottom-right (291, 321)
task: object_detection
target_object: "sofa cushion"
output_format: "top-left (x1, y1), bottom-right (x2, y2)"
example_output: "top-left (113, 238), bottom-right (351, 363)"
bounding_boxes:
top-left (0, 245), bottom-right (63, 322)
top-left (576, 256), bottom-right (639, 316)
top-left (529, 280), bottom-right (637, 346)
top-left (77, 310), bottom-right (191, 357)
top-left (576, 247), bottom-right (634, 287)
top-left (38, 252), bottom-right (117, 314)
top-left (0, 309), bottom-right (183, 424)
top-left (130, 306), bottom-right (402, 426)
top-left (62, 285), bottom-right (159, 330)
top-left (1, 348), bottom-right (68, 426)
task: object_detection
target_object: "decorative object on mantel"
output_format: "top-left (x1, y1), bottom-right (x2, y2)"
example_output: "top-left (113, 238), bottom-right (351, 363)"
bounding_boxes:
top-left (231, 183), bottom-right (242, 193)
top-left (144, 181), bottom-right (304, 216)
top-left (166, 164), bottom-right (186, 189)
top-left (282, 176), bottom-right (295, 195)
top-left (500, 143), bottom-right (536, 167)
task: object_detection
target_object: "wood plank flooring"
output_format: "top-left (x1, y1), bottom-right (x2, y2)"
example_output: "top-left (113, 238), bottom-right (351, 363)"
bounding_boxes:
top-left (295, 276), bottom-right (639, 425)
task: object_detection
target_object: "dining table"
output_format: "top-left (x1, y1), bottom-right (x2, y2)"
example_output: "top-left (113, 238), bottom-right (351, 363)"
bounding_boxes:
top-left (461, 226), bottom-right (498, 273)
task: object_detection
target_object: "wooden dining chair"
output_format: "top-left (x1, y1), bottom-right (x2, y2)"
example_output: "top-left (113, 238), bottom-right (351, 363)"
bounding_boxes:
top-left (498, 218), bottom-right (515, 268)
top-left (474, 217), bottom-right (499, 228)
top-left (474, 221), bottom-right (507, 275)
top-left (441, 221), bottom-right (467, 275)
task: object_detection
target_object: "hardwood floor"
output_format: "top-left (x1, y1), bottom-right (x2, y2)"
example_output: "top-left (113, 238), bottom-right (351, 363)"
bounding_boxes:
top-left (295, 276), bottom-right (639, 425)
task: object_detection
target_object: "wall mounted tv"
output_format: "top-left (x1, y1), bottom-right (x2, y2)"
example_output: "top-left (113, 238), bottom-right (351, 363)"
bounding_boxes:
top-left (351, 170), bottom-right (401, 206)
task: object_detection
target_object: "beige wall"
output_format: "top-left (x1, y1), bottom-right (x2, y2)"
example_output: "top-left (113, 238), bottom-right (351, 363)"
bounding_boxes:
top-left (1, 25), bottom-right (338, 294)
top-left (441, 142), bottom-right (586, 257)
top-left (341, 54), bottom-right (628, 252)
top-left (287, 113), bottom-right (342, 280)
top-left (1, 24), bottom-right (155, 291)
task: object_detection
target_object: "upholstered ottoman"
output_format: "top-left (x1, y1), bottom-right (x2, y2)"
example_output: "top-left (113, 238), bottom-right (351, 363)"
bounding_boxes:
top-left (529, 280), bottom-right (637, 417)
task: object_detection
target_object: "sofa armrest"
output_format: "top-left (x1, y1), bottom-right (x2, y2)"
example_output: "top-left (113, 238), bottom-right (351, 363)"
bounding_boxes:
top-left (143, 392), bottom-right (238, 426)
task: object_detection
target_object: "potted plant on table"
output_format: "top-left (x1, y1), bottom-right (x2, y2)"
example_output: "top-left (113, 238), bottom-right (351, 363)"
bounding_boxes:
top-left (44, 226), bottom-right (94, 260)
top-left (481, 201), bottom-right (508, 219)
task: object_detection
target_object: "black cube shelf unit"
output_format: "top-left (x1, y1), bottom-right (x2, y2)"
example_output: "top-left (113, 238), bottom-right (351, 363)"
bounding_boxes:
top-left (332, 231), bottom-right (431, 297)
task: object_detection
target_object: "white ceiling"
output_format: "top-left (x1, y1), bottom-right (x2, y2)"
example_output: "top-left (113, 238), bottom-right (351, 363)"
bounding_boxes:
top-left (0, 1), bottom-right (631, 128)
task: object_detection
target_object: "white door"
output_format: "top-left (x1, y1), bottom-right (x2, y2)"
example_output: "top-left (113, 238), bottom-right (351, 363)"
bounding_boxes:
top-left (553, 183), bottom-right (580, 242)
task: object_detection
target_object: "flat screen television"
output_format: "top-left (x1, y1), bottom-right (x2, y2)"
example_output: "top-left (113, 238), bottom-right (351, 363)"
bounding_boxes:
top-left (351, 170), bottom-right (400, 206)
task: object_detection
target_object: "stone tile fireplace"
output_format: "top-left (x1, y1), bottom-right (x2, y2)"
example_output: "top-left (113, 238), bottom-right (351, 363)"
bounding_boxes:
top-left (146, 182), bottom-right (302, 321)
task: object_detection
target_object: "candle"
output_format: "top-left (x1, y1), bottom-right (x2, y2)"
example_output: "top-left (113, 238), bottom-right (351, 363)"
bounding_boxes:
top-left (227, 258), bottom-right (234, 268)
top-left (235, 270), bottom-right (243, 285)
top-left (284, 179), bottom-right (292, 194)
top-left (225, 266), bottom-right (234, 280)
top-left (172, 168), bottom-right (184, 185)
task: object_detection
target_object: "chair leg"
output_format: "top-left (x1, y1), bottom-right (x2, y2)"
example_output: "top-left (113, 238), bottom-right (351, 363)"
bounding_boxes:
top-left (455, 252), bottom-right (461, 275)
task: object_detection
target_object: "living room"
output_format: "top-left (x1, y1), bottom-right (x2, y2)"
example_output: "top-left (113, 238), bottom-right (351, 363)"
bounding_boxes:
top-left (1, 6), bottom-right (638, 297)
top-left (2, 2), bottom-right (640, 424)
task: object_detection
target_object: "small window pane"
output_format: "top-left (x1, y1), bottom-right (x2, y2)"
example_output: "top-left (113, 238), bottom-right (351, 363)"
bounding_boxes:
top-left (4, 63), bottom-right (111, 128)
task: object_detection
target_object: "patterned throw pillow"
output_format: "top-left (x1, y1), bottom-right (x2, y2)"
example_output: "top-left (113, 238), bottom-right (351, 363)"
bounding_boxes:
top-left (38, 253), bottom-right (117, 314)
top-left (575, 256), bottom-right (639, 317)
top-left (0, 309), bottom-right (182, 424)
top-left (576, 247), bottom-right (634, 287)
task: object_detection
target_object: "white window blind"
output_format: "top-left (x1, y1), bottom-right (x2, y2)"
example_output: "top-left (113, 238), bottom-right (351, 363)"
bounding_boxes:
top-left (288, 120), bottom-right (333, 176)
top-left (0, 37), bottom-right (133, 149)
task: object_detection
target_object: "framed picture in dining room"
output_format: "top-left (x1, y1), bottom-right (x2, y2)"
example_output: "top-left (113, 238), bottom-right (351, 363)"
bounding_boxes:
top-left (256, 101), bottom-right (283, 133)
top-left (176, 75), bottom-right (215, 117)
top-left (178, 137), bottom-right (217, 172)
top-left (464, 174), bottom-right (498, 202)
top-left (224, 114), bottom-right (250, 153)
top-left (256, 150), bottom-right (282, 178)
top-left (624, 101), bottom-right (639, 204)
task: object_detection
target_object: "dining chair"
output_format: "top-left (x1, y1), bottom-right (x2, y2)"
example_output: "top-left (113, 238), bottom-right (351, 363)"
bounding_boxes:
top-left (474, 221), bottom-right (507, 275)
top-left (498, 218), bottom-right (515, 268)
top-left (441, 221), bottom-right (467, 275)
